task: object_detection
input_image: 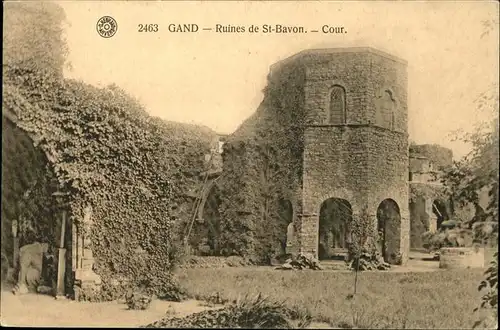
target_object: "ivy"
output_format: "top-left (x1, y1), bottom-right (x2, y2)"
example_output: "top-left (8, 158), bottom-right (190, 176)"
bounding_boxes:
top-left (2, 64), bottom-right (215, 299)
top-left (409, 182), bottom-right (446, 203)
top-left (214, 65), bottom-right (307, 263)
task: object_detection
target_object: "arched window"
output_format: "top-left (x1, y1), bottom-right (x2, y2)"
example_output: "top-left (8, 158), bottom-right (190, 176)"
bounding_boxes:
top-left (329, 85), bottom-right (346, 124)
top-left (381, 90), bottom-right (396, 130)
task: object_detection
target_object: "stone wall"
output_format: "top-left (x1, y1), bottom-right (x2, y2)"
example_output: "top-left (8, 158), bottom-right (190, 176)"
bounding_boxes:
top-left (409, 144), bottom-right (453, 170)
top-left (219, 47), bottom-right (410, 264)
top-left (298, 48), bottom-right (409, 264)
top-left (216, 62), bottom-right (306, 261)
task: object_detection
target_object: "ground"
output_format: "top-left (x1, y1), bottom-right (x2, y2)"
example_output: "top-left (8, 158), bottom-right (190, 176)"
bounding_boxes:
top-left (0, 289), bottom-right (222, 328)
top-left (0, 251), bottom-right (496, 328)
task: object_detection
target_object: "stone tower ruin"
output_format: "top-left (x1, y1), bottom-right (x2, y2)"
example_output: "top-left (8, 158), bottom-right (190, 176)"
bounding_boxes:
top-left (269, 47), bottom-right (410, 264)
top-left (217, 47), bottom-right (410, 265)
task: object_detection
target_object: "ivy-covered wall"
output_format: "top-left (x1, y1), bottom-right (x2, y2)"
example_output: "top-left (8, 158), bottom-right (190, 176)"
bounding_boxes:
top-left (2, 65), bottom-right (215, 298)
top-left (215, 62), bottom-right (306, 263)
top-left (215, 48), bottom-right (411, 264)
top-left (1, 117), bottom-right (55, 267)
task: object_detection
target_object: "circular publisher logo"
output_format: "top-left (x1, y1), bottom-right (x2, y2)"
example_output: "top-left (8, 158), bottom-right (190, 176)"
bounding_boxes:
top-left (96, 16), bottom-right (118, 38)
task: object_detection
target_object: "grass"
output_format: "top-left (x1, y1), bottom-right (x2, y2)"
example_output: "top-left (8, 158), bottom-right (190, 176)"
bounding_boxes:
top-left (176, 267), bottom-right (487, 329)
top-left (144, 293), bottom-right (313, 329)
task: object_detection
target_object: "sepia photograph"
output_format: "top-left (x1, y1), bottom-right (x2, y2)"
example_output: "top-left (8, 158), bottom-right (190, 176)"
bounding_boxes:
top-left (1, 0), bottom-right (499, 328)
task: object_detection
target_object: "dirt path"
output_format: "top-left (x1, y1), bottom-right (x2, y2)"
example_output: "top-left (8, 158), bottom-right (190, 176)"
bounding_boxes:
top-left (0, 289), bottom-right (218, 327)
top-left (0, 289), bottom-right (333, 328)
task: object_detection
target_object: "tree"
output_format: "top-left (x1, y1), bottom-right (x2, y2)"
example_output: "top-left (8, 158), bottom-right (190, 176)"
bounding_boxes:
top-left (3, 2), bottom-right (68, 76)
top-left (439, 85), bottom-right (498, 328)
top-left (440, 86), bottom-right (499, 244)
top-left (2, 1), bottom-right (68, 271)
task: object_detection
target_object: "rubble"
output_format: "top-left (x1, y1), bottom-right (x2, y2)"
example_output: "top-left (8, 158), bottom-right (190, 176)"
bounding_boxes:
top-left (275, 252), bottom-right (323, 270)
top-left (348, 251), bottom-right (391, 271)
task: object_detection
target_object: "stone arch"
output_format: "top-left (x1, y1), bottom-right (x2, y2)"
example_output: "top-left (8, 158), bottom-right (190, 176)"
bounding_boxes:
top-left (2, 110), bottom-right (72, 294)
top-left (2, 107), bottom-right (56, 164)
top-left (318, 198), bottom-right (352, 260)
top-left (2, 95), bottom-right (92, 296)
top-left (376, 198), bottom-right (401, 264)
top-left (328, 85), bottom-right (346, 125)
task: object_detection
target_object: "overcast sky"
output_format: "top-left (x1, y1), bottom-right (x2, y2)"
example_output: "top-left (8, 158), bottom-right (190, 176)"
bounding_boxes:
top-left (59, 1), bottom-right (498, 159)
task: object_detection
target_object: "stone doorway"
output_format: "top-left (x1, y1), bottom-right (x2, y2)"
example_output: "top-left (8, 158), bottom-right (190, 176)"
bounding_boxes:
top-left (318, 198), bottom-right (352, 260)
top-left (376, 199), bottom-right (401, 264)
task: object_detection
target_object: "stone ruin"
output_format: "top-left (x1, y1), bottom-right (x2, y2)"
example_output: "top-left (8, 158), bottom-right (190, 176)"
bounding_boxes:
top-left (213, 47), bottom-right (411, 265)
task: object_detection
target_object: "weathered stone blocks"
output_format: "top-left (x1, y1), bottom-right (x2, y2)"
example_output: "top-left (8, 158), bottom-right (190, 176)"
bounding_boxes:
top-left (270, 48), bottom-right (410, 264)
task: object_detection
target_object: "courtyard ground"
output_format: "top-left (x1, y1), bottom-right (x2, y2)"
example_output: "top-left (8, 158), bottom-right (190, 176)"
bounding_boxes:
top-left (0, 250), bottom-right (496, 328)
top-left (0, 288), bottom-right (222, 328)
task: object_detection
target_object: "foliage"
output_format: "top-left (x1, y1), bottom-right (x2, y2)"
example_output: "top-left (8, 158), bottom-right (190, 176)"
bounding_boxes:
top-left (348, 251), bottom-right (391, 272)
top-left (2, 63), bottom-right (214, 299)
top-left (422, 227), bottom-right (475, 251)
top-left (216, 66), bottom-right (306, 263)
top-left (3, 2), bottom-right (68, 77)
top-left (440, 82), bottom-right (498, 326)
top-left (143, 293), bottom-right (312, 329)
top-left (440, 102), bottom-right (499, 244)
top-left (179, 255), bottom-right (254, 269)
top-left (1, 117), bottom-right (53, 267)
top-left (473, 251), bottom-right (498, 329)
top-left (178, 267), bottom-right (490, 328)
top-left (125, 284), bottom-right (153, 310)
top-left (1, 1), bottom-right (68, 270)
top-left (275, 252), bottom-right (323, 270)
top-left (346, 209), bottom-right (376, 263)
top-left (409, 182), bottom-right (446, 203)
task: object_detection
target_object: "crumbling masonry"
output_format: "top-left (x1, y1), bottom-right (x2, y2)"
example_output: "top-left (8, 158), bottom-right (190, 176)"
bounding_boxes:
top-left (219, 47), bottom-right (411, 265)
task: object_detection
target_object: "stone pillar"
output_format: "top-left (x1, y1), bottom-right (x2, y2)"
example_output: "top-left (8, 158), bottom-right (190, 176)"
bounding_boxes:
top-left (368, 213), bottom-right (380, 253)
top-left (285, 222), bottom-right (298, 255)
top-left (74, 206), bottom-right (101, 300)
top-left (298, 213), bottom-right (319, 258)
top-left (399, 211), bottom-right (410, 266)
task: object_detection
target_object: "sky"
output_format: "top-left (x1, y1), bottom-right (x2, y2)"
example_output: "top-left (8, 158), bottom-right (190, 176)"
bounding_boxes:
top-left (59, 1), bottom-right (498, 159)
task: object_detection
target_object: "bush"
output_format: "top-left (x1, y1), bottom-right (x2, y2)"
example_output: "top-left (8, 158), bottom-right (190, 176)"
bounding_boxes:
top-left (422, 226), bottom-right (476, 252)
top-left (348, 250), bottom-right (391, 271)
top-left (473, 251), bottom-right (498, 328)
top-left (125, 284), bottom-right (153, 310)
top-left (143, 293), bottom-right (312, 329)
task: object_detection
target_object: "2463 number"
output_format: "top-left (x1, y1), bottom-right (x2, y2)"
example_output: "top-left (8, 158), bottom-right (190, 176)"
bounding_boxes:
top-left (138, 24), bottom-right (159, 32)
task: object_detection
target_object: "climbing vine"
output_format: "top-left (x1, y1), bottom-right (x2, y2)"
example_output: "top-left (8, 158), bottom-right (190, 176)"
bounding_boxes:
top-left (216, 65), bottom-right (306, 263)
top-left (2, 64), bottom-right (214, 299)
top-left (409, 182), bottom-right (446, 203)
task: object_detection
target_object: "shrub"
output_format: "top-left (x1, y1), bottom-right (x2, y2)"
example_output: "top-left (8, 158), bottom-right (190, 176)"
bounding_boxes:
top-left (422, 226), bottom-right (476, 252)
top-left (143, 293), bottom-right (312, 329)
top-left (125, 284), bottom-right (153, 310)
top-left (473, 251), bottom-right (498, 329)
